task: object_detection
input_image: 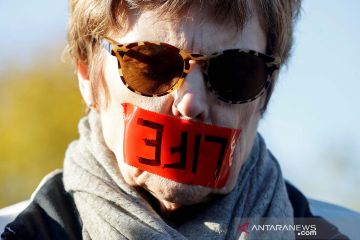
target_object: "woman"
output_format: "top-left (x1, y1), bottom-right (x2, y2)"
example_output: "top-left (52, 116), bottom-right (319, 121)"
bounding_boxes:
top-left (1, 0), bottom-right (349, 239)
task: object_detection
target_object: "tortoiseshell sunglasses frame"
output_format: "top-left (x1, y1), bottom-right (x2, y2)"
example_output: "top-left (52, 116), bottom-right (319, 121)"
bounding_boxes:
top-left (100, 36), bottom-right (280, 104)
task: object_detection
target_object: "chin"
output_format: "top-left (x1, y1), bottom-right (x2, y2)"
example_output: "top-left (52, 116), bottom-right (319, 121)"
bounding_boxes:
top-left (123, 167), bottom-right (239, 207)
top-left (141, 172), bottom-right (214, 205)
top-left (117, 144), bottom-right (243, 206)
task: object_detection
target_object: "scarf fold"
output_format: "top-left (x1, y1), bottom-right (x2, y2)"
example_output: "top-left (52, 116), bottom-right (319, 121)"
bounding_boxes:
top-left (63, 110), bottom-right (294, 240)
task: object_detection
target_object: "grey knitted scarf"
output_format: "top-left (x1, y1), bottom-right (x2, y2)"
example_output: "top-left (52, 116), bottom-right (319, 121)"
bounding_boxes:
top-left (63, 110), bottom-right (294, 240)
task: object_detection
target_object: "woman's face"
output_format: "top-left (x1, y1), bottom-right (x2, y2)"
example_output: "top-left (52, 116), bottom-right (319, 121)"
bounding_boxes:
top-left (92, 7), bottom-right (266, 212)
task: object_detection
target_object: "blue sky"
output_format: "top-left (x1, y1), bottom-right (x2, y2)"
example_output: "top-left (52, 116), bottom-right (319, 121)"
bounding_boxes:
top-left (258, 0), bottom-right (360, 209)
top-left (1, 0), bottom-right (359, 210)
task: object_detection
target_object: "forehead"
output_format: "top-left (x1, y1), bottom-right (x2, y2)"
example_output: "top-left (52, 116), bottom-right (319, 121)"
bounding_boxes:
top-left (115, 8), bottom-right (266, 54)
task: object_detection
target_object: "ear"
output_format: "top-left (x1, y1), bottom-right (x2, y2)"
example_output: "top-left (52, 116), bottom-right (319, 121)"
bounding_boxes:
top-left (77, 62), bottom-right (93, 107)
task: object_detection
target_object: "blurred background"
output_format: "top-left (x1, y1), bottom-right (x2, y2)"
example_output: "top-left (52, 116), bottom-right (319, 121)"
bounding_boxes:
top-left (0, 0), bottom-right (359, 211)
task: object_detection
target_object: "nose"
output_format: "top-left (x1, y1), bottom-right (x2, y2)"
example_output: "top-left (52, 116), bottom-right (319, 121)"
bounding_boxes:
top-left (172, 63), bottom-right (209, 121)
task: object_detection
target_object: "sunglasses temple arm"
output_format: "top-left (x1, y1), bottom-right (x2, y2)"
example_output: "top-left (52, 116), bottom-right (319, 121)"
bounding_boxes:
top-left (100, 39), bottom-right (113, 55)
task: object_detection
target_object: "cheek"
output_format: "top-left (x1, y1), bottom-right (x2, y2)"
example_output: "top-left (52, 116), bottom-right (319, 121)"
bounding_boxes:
top-left (234, 99), bottom-right (262, 162)
top-left (99, 83), bottom-right (142, 186)
top-left (213, 99), bottom-right (262, 192)
top-left (211, 99), bottom-right (261, 133)
top-left (100, 105), bottom-right (125, 154)
top-left (98, 55), bottom-right (173, 183)
top-left (100, 108), bottom-right (144, 186)
top-left (99, 54), bottom-right (146, 149)
top-left (99, 55), bottom-right (137, 158)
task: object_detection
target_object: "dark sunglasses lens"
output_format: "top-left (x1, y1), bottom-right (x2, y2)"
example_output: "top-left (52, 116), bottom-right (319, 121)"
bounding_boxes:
top-left (121, 44), bottom-right (184, 96)
top-left (208, 52), bottom-right (268, 102)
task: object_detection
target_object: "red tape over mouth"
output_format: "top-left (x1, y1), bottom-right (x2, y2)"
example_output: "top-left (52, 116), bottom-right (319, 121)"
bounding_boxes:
top-left (122, 103), bottom-right (240, 188)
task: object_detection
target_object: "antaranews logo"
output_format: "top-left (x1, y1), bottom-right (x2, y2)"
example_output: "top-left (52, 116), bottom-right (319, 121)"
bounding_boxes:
top-left (251, 224), bottom-right (317, 236)
top-left (236, 220), bottom-right (317, 239)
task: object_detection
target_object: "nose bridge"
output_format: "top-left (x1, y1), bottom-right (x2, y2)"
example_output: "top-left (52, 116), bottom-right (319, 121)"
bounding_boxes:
top-left (172, 63), bottom-right (209, 120)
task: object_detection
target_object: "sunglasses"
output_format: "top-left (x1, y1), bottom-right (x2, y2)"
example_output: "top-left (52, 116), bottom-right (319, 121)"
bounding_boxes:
top-left (100, 36), bottom-right (280, 104)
